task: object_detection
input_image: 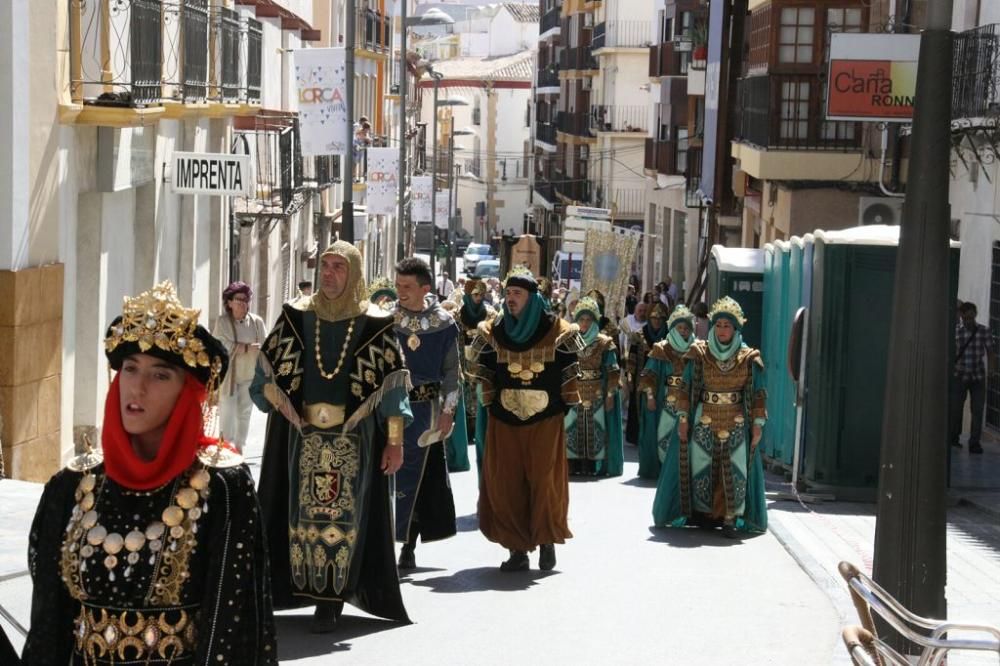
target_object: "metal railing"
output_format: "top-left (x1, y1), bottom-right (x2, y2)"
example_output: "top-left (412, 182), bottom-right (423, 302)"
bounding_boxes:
top-left (557, 111), bottom-right (593, 137)
top-left (555, 177), bottom-right (590, 203)
top-left (464, 157), bottom-right (529, 180)
top-left (735, 74), bottom-right (862, 150)
top-left (538, 66), bottom-right (560, 89)
top-left (314, 155), bottom-right (341, 186)
top-left (605, 186), bottom-right (645, 216)
top-left (244, 17), bottom-right (262, 102)
top-left (685, 148), bottom-right (704, 208)
top-left (560, 46), bottom-right (598, 71)
top-left (593, 21), bottom-right (650, 49)
top-left (953, 23), bottom-right (1000, 119)
top-left (534, 179), bottom-right (557, 204)
top-left (212, 6), bottom-right (241, 102)
top-left (591, 105), bottom-right (648, 133)
top-left (163, 0), bottom-right (209, 101)
top-left (69, 0), bottom-right (164, 106)
top-left (540, 5), bottom-right (561, 34)
top-left (357, 8), bottom-right (390, 52)
top-left (536, 122), bottom-right (557, 145)
top-left (233, 116), bottom-right (304, 217)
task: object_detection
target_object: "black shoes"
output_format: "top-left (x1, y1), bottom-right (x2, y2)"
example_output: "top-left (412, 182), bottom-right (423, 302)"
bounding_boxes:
top-left (970, 443), bottom-right (984, 454)
top-left (398, 543), bottom-right (416, 570)
top-left (721, 524), bottom-right (740, 540)
top-left (538, 544), bottom-right (556, 571)
top-left (310, 600), bottom-right (344, 634)
top-left (500, 550), bottom-right (529, 572)
top-left (950, 441), bottom-right (963, 448)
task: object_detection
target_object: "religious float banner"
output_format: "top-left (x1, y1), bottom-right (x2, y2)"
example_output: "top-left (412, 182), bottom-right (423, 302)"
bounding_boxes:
top-left (412, 176), bottom-right (433, 222)
top-left (294, 48), bottom-right (349, 156)
top-left (366, 148), bottom-right (399, 215)
top-left (581, 227), bottom-right (639, 322)
top-left (826, 33), bottom-right (920, 122)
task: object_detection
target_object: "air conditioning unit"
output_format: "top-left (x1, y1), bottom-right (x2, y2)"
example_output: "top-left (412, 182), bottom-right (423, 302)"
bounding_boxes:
top-left (858, 196), bottom-right (904, 226)
top-left (583, 13), bottom-right (594, 28)
top-left (581, 77), bottom-right (592, 90)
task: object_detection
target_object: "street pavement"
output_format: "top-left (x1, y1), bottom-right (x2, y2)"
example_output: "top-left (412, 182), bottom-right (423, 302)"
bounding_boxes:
top-left (2, 407), bottom-right (999, 664)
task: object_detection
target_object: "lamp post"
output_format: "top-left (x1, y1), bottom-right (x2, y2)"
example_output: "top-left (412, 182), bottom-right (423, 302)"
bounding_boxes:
top-left (342, 0), bottom-right (356, 242)
top-left (427, 89), bottom-right (468, 285)
top-left (447, 124), bottom-right (474, 279)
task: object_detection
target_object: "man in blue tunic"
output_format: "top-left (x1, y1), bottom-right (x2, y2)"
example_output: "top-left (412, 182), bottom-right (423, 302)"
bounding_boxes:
top-left (393, 258), bottom-right (460, 569)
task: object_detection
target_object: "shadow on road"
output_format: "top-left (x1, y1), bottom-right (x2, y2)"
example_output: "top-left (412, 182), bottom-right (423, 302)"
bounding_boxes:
top-left (646, 525), bottom-right (762, 548)
top-left (407, 566), bottom-right (558, 593)
top-left (621, 477), bottom-right (657, 489)
top-left (274, 613), bottom-right (401, 659)
top-left (455, 513), bottom-right (479, 532)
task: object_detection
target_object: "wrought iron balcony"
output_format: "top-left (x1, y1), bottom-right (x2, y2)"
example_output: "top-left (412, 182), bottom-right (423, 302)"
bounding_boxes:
top-left (244, 17), bottom-right (262, 102)
top-left (540, 5), bottom-right (561, 35)
top-left (953, 23), bottom-right (1000, 120)
top-left (593, 21), bottom-right (650, 50)
top-left (357, 8), bottom-right (390, 53)
top-left (537, 66), bottom-right (560, 89)
top-left (685, 147), bottom-right (704, 208)
top-left (557, 111), bottom-right (593, 138)
top-left (534, 179), bottom-right (557, 204)
top-left (560, 46), bottom-right (598, 71)
top-left (555, 178), bottom-right (590, 204)
top-left (163, 0), bottom-right (209, 102)
top-left (211, 7), bottom-right (241, 103)
top-left (69, 0), bottom-right (164, 106)
top-left (591, 105), bottom-right (648, 133)
top-left (536, 122), bottom-right (557, 145)
top-left (734, 74), bottom-right (862, 151)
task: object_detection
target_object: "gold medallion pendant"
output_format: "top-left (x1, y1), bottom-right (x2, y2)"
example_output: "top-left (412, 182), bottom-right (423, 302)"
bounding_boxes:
top-left (529, 361), bottom-right (545, 374)
top-left (407, 334), bottom-right (421, 351)
top-left (508, 362), bottom-right (523, 375)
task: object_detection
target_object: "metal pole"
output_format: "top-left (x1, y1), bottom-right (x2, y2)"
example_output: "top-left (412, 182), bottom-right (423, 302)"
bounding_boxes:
top-left (342, 0), bottom-right (356, 243)
top-left (873, 0), bottom-right (953, 651)
top-left (447, 118), bottom-right (456, 280)
top-left (397, 0), bottom-right (408, 262)
top-left (430, 75), bottom-right (439, 286)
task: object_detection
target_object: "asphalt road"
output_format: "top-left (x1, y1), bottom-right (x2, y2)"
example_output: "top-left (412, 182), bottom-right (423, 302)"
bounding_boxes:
top-left (240, 411), bottom-right (841, 665)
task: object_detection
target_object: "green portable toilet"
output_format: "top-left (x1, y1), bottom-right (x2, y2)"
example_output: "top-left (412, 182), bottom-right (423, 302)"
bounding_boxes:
top-left (707, 246), bottom-right (765, 349)
top-left (781, 237), bottom-right (807, 467)
top-left (802, 225), bottom-right (960, 500)
top-left (761, 242), bottom-right (791, 463)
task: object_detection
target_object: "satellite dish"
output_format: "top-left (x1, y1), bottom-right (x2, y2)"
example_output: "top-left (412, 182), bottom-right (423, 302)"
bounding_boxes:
top-left (861, 201), bottom-right (900, 225)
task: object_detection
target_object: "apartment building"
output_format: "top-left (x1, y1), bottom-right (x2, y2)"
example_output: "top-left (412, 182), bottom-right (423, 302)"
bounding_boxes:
top-left (0, 0), bottom-right (334, 481)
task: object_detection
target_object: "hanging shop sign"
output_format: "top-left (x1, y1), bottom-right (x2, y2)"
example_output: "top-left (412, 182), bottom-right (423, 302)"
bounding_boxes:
top-left (171, 152), bottom-right (251, 196)
top-left (826, 33), bottom-right (920, 122)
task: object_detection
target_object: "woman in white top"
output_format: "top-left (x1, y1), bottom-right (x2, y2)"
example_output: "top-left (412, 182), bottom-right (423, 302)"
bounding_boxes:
top-left (212, 281), bottom-right (267, 451)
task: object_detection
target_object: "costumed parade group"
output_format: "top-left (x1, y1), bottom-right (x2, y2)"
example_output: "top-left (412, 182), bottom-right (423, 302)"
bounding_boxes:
top-left (16, 240), bottom-right (767, 664)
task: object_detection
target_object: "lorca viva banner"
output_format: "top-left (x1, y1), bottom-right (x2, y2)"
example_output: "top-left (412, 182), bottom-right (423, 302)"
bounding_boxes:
top-left (412, 176), bottom-right (433, 222)
top-left (826, 33), bottom-right (920, 122)
top-left (366, 148), bottom-right (399, 215)
top-left (294, 48), bottom-right (348, 156)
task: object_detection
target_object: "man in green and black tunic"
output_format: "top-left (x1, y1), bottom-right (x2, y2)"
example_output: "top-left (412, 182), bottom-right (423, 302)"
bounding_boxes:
top-left (251, 241), bottom-right (413, 633)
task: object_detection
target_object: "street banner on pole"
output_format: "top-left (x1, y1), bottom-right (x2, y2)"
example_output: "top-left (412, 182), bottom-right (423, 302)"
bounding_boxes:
top-left (366, 147), bottom-right (399, 215)
top-left (294, 48), bottom-right (348, 156)
top-left (412, 176), bottom-right (433, 222)
top-left (434, 192), bottom-right (450, 230)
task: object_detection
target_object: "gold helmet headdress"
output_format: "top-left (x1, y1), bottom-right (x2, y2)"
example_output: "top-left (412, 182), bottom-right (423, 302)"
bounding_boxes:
top-left (708, 296), bottom-right (747, 329)
top-left (572, 296), bottom-right (602, 321)
top-left (368, 276), bottom-right (397, 302)
top-left (503, 265), bottom-right (538, 293)
top-left (667, 304), bottom-right (694, 330)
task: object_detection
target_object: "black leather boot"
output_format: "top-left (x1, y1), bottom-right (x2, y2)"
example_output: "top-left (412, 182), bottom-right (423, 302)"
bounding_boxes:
top-left (398, 542), bottom-right (416, 569)
top-left (499, 549), bottom-right (529, 572)
top-left (538, 544), bottom-right (556, 571)
top-left (310, 600), bottom-right (344, 634)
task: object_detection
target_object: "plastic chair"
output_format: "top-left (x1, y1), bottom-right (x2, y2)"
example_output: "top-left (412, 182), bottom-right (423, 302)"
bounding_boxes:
top-left (838, 561), bottom-right (1000, 665)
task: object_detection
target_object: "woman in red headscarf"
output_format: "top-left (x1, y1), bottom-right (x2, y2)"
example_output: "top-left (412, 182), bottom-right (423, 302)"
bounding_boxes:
top-left (21, 282), bottom-right (276, 666)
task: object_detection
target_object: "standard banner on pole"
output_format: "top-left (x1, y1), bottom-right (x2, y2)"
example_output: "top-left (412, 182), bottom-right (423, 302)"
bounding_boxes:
top-left (412, 176), bottom-right (433, 222)
top-left (294, 48), bottom-right (348, 156)
top-left (434, 192), bottom-right (450, 229)
top-left (366, 148), bottom-right (398, 215)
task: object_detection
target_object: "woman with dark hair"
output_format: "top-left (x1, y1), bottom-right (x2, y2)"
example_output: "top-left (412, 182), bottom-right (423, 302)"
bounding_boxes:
top-left (22, 282), bottom-right (276, 665)
top-left (211, 281), bottom-right (267, 451)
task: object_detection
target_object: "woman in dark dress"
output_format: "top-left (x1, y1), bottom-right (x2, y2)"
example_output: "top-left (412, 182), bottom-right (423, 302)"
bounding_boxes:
top-left (21, 281), bottom-right (276, 665)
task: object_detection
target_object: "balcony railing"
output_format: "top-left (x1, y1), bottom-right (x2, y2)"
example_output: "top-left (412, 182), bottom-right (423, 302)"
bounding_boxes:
top-left (536, 122), bottom-right (558, 145)
top-left (538, 66), bottom-right (560, 89)
top-left (593, 21), bottom-right (650, 50)
top-left (649, 42), bottom-right (683, 77)
top-left (560, 46), bottom-right (598, 71)
top-left (591, 105), bottom-right (648, 133)
top-left (244, 17), bottom-right (262, 102)
top-left (685, 147), bottom-right (704, 208)
top-left (212, 7), bottom-right (240, 102)
top-left (464, 157), bottom-right (529, 180)
top-left (534, 179), bottom-right (557, 204)
top-left (603, 186), bottom-right (645, 216)
top-left (953, 23), bottom-right (1000, 119)
top-left (557, 111), bottom-right (593, 137)
top-left (162, 0), bottom-right (209, 101)
top-left (69, 0), bottom-right (164, 106)
top-left (735, 74), bottom-right (862, 151)
top-left (540, 6), bottom-right (561, 34)
top-left (357, 8), bottom-right (390, 53)
top-left (555, 178), bottom-right (591, 204)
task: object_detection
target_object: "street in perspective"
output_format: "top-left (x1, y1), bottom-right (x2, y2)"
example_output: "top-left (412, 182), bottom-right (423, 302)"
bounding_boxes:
top-left (1, 0), bottom-right (1000, 664)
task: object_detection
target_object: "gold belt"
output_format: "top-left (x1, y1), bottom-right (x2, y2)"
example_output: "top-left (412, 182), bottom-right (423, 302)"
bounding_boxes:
top-left (75, 605), bottom-right (197, 663)
top-left (666, 376), bottom-right (684, 387)
top-left (304, 402), bottom-right (346, 429)
top-left (499, 389), bottom-right (549, 420)
top-left (701, 390), bottom-right (743, 405)
top-left (579, 369), bottom-right (603, 381)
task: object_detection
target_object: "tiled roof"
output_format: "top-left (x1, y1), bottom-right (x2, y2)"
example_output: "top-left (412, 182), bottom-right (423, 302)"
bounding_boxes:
top-left (503, 3), bottom-right (540, 23)
top-left (427, 49), bottom-right (536, 81)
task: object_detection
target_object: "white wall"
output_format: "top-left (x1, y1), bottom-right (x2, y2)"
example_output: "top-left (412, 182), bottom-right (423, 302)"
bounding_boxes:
top-left (951, 159), bottom-right (1000, 316)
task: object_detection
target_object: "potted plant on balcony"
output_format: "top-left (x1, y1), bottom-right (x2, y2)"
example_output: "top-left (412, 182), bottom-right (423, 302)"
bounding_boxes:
top-left (691, 19), bottom-right (708, 63)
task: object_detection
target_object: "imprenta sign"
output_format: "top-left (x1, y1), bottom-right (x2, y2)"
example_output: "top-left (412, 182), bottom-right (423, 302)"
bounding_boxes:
top-left (171, 152), bottom-right (252, 196)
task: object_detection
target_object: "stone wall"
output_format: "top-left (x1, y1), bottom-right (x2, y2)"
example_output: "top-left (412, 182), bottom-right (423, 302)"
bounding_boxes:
top-left (0, 263), bottom-right (64, 481)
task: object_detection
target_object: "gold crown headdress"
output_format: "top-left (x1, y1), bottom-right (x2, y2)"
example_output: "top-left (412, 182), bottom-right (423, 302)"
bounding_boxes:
top-left (668, 304), bottom-right (694, 330)
top-left (368, 276), bottom-right (396, 300)
top-left (464, 278), bottom-right (488, 296)
top-left (648, 302), bottom-right (669, 320)
top-left (708, 296), bottom-right (747, 328)
top-left (573, 296), bottom-right (602, 321)
top-left (104, 281), bottom-right (227, 393)
top-left (503, 265), bottom-right (538, 292)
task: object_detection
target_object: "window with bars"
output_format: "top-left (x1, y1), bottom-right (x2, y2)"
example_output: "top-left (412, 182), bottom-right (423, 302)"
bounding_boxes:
top-left (676, 127), bottom-right (689, 174)
top-left (821, 8), bottom-right (864, 140)
top-left (778, 7), bottom-right (815, 64)
top-left (779, 79), bottom-right (810, 140)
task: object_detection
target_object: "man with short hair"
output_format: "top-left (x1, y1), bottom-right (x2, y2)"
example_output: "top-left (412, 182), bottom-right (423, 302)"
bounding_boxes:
top-left (950, 301), bottom-right (996, 454)
top-left (393, 257), bottom-right (460, 568)
top-left (469, 267), bottom-right (585, 571)
top-left (436, 270), bottom-right (455, 299)
top-left (252, 241), bottom-right (412, 632)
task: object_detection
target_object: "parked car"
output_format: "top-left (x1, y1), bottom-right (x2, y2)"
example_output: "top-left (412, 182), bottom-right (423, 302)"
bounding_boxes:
top-left (454, 228), bottom-right (473, 255)
top-left (473, 259), bottom-right (500, 278)
top-left (463, 243), bottom-right (495, 274)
